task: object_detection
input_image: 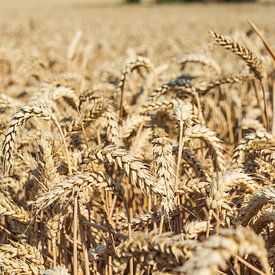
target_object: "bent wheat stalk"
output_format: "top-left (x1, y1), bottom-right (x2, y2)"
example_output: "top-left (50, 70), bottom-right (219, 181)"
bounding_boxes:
top-left (118, 56), bottom-right (152, 118)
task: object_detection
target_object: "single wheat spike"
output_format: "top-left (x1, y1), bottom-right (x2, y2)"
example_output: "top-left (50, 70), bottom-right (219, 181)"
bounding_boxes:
top-left (116, 211), bottom-right (161, 231)
top-left (78, 92), bottom-right (119, 144)
top-left (152, 129), bottom-right (176, 215)
top-left (140, 98), bottom-right (180, 114)
top-left (45, 71), bottom-right (84, 93)
top-left (178, 226), bottom-right (270, 275)
top-left (82, 144), bottom-right (163, 196)
top-left (0, 191), bottom-right (30, 223)
top-left (0, 94), bottom-right (19, 113)
top-left (0, 240), bottom-right (45, 274)
top-left (183, 221), bottom-right (211, 239)
top-left (238, 186), bottom-right (275, 226)
top-left (34, 172), bottom-right (123, 210)
top-left (252, 211), bottom-right (275, 234)
top-left (179, 53), bottom-right (221, 75)
top-left (104, 103), bottom-right (120, 145)
top-left (184, 124), bottom-right (226, 172)
top-left (35, 134), bottom-right (59, 187)
top-left (115, 230), bottom-right (197, 264)
top-left (81, 96), bottom-right (109, 121)
top-left (148, 78), bottom-right (193, 102)
top-left (78, 88), bottom-right (97, 109)
top-left (207, 170), bottom-right (257, 215)
top-left (12, 56), bottom-right (46, 84)
top-left (241, 118), bottom-right (266, 132)
top-left (173, 102), bottom-right (196, 127)
top-left (48, 86), bottom-right (80, 111)
top-left (231, 130), bottom-right (273, 166)
top-left (118, 56), bottom-right (153, 118)
top-left (196, 74), bottom-right (254, 94)
top-left (210, 31), bottom-right (263, 79)
top-left (2, 102), bottom-right (72, 175)
top-left (2, 102), bottom-right (53, 174)
top-left (247, 139), bottom-right (275, 166)
top-left (177, 178), bottom-right (209, 196)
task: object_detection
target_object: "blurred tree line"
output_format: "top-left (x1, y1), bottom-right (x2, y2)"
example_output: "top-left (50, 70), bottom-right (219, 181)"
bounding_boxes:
top-left (126, 0), bottom-right (256, 3)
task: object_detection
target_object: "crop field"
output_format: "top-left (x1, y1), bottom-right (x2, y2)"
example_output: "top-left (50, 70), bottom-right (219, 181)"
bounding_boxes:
top-left (0, 1), bottom-right (274, 274)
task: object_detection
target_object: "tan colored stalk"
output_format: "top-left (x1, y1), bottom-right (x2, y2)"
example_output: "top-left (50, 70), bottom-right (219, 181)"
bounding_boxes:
top-left (273, 82), bottom-right (275, 136)
top-left (73, 197), bottom-right (78, 275)
top-left (176, 120), bottom-right (184, 189)
top-left (248, 19), bottom-right (275, 63)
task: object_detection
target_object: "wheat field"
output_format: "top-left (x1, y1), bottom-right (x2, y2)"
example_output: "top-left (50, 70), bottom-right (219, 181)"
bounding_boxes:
top-left (0, 1), bottom-right (274, 275)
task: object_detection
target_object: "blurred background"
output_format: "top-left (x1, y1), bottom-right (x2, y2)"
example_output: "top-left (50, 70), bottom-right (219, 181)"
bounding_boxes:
top-left (0, 0), bottom-right (274, 7)
top-left (0, 0), bottom-right (274, 61)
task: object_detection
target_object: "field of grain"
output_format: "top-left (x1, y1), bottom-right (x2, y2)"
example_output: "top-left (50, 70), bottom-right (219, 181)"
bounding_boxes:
top-left (0, 1), bottom-right (274, 274)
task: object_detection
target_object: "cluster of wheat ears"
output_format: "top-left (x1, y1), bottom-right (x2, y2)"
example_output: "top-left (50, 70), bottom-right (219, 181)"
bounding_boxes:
top-left (0, 18), bottom-right (274, 275)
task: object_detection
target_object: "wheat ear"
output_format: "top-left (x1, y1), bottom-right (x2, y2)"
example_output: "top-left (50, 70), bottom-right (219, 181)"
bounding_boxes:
top-left (196, 74), bottom-right (254, 94)
top-left (152, 130), bottom-right (176, 215)
top-left (210, 31), bottom-right (269, 129)
top-left (184, 124), bottom-right (226, 172)
top-left (82, 144), bottom-right (163, 196)
top-left (178, 226), bottom-right (270, 275)
top-left (179, 53), bottom-right (221, 75)
top-left (209, 30), bottom-right (263, 79)
top-left (118, 56), bottom-right (152, 118)
top-left (238, 186), bottom-right (275, 226)
top-left (2, 102), bottom-right (72, 175)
